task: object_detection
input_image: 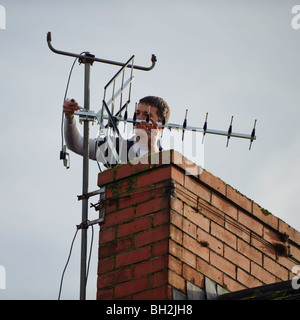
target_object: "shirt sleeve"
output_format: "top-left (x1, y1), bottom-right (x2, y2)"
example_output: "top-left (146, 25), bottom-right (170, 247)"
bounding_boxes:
top-left (64, 117), bottom-right (97, 160)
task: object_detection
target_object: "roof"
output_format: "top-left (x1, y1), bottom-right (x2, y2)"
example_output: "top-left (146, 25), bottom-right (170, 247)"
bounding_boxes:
top-left (220, 280), bottom-right (300, 300)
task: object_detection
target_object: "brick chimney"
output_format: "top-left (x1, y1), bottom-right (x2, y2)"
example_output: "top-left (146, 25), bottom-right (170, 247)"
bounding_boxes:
top-left (96, 150), bottom-right (300, 300)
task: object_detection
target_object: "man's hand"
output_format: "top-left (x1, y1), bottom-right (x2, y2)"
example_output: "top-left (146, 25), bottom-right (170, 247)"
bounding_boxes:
top-left (63, 99), bottom-right (80, 119)
top-left (135, 117), bottom-right (162, 153)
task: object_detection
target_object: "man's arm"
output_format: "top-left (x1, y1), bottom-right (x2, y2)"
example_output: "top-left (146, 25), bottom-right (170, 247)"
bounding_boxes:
top-left (63, 99), bottom-right (97, 160)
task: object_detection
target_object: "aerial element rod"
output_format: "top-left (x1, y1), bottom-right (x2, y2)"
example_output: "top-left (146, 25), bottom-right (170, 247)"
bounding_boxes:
top-left (75, 107), bottom-right (257, 143)
top-left (47, 32), bottom-right (157, 71)
top-left (226, 116), bottom-right (234, 147)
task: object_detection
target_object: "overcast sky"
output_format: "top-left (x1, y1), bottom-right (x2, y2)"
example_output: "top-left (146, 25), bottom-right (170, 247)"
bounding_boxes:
top-left (0, 0), bottom-right (300, 300)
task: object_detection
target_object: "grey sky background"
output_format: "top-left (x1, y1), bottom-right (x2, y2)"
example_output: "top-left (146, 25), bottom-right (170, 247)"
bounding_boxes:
top-left (0, 0), bottom-right (300, 299)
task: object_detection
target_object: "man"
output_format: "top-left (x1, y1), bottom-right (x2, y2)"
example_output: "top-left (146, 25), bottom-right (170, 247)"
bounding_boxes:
top-left (63, 96), bottom-right (170, 167)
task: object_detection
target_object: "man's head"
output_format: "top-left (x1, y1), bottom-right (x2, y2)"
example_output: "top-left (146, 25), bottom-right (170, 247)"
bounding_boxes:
top-left (134, 96), bottom-right (170, 149)
top-left (137, 96), bottom-right (170, 123)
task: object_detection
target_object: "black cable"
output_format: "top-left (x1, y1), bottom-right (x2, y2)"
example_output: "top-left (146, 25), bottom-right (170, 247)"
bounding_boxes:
top-left (57, 222), bottom-right (94, 300)
top-left (61, 57), bottom-right (78, 151)
top-left (60, 51), bottom-right (88, 166)
top-left (58, 228), bottom-right (79, 300)
top-left (86, 224), bottom-right (94, 286)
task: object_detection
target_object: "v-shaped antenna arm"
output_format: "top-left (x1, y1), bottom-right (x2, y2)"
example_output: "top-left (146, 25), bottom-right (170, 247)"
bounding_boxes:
top-left (47, 32), bottom-right (157, 71)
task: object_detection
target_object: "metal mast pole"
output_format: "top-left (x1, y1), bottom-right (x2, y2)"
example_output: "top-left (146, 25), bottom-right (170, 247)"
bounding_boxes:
top-left (80, 55), bottom-right (92, 300)
top-left (46, 31), bottom-right (155, 300)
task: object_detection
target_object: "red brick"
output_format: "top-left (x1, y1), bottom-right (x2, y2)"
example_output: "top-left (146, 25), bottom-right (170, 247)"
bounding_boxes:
top-left (135, 225), bottom-right (169, 248)
top-left (98, 167), bottom-right (115, 187)
top-left (251, 236), bottom-right (276, 260)
top-left (226, 185), bottom-right (252, 213)
top-left (134, 256), bottom-right (168, 278)
top-left (199, 169), bottom-right (226, 196)
top-left (114, 276), bottom-right (149, 299)
top-left (184, 161), bottom-right (202, 179)
top-left (171, 151), bottom-right (200, 178)
top-left (103, 207), bottom-right (134, 228)
top-left (98, 267), bottom-right (132, 288)
top-left (279, 220), bottom-right (300, 245)
top-left (168, 270), bottom-right (186, 293)
top-left (252, 202), bottom-right (278, 230)
top-left (136, 166), bottom-right (172, 189)
top-left (171, 166), bottom-right (185, 185)
top-left (151, 270), bottom-right (168, 288)
top-left (105, 176), bottom-right (138, 198)
top-left (210, 251), bottom-right (236, 279)
top-left (114, 162), bottom-right (150, 181)
top-left (183, 218), bottom-right (197, 239)
top-left (198, 198), bottom-right (225, 226)
top-left (225, 219), bottom-right (250, 243)
top-left (153, 209), bottom-right (170, 226)
top-left (136, 198), bottom-right (169, 217)
top-left (105, 199), bottom-right (117, 214)
top-left (97, 160), bottom-right (300, 298)
top-left (263, 256), bottom-right (289, 280)
top-left (170, 210), bottom-right (183, 230)
top-left (183, 233), bottom-right (209, 262)
top-left (154, 181), bottom-right (170, 198)
top-left (99, 238), bottom-right (133, 258)
top-left (289, 244), bottom-right (300, 262)
top-left (99, 227), bottom-right (115, 244)
top-left (211, 222), bottom-right (237, 249)
top-left (182, 263), bottom-right (205, 289)
top-left (184, 204), bottom-right (210, 232)
top-left (237, 238), bottom-right (262, 266)
top-left (197, 227), bottom-right (223, 256)
top-left (118, 187), bottom-right (153, 210)
top-left (170, 197), bottom-right (183, 214)
top-left (117, 216), bottom-right (152, 238)
top-left (170, 224), bottom-right (183, 245)
top-left (224, 244), bottom-right (250, 272)
top-left (223, 275), bottom-right (246, 293)
top-left (237, 268), bottom-right (263, 288)
top-left (169, 240), bottom-right (196, 269)
top-left (197, 257), bottom-right (223, 286)
top-left (98, 256), bottom-right (114, 274)
top-left (97, 288), bottom-right (113, 300)
top-left (238, 210), bottom-right (263, 236)
top-left (184, 175), bottom-right (211, 203)
top-left (276, 253), bottom-right (297, 274)
top-left (151, 239), bottom-right (169, 258)
top-left (133, 285), bottom-right (169, 300)
top-left (169, 254), bottom-right (183, 275)
top-left (211, 193), bottom-right (238, 220)
top-left (263, 227), bottom-right (282, 244)
top-left (251, 262), bottom-right (276, 284)
top-left (116, 246), bottom-right (151, 268)
top-left (176, 183), bottom-right (198, 209)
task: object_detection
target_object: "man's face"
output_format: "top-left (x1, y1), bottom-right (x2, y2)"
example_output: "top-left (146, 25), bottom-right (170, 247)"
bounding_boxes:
top-left (135, 103), bottom-right (160, 122)
top-left (134, 103), bottom-right (161, 144)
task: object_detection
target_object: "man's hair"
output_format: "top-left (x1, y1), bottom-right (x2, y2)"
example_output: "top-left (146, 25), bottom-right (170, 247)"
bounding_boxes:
top-left (139, 96), bottom-right (170, 123)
